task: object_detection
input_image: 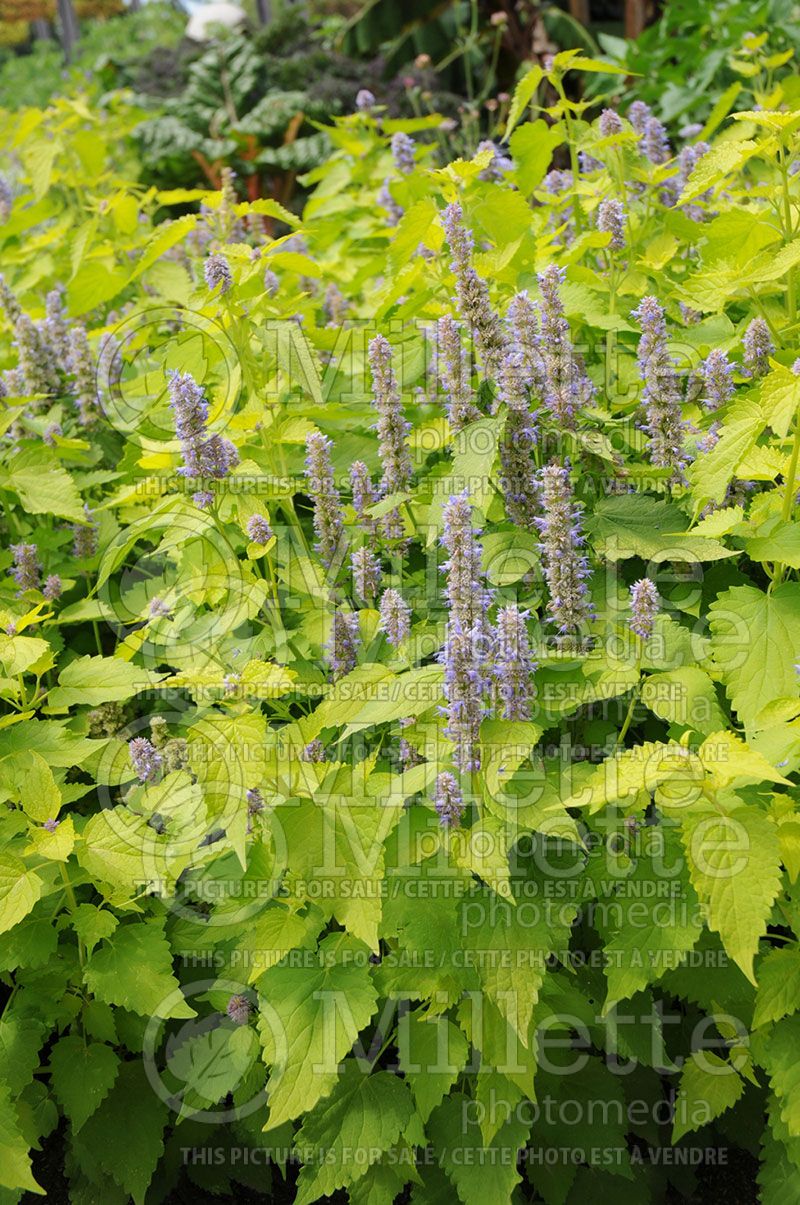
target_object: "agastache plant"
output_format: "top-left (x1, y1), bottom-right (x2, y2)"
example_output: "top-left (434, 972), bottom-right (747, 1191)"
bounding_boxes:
top-left (506, 291), bottom-right (546, 395)
top-left (246, 514), bottom-right (273, 544)
top-left (9, 542), bottom-right (40, 593)
top-left (435, 315), bottom-right (480, 432)
top-left (743, 317), bottom-right (774, 377)
top-left (204, 252), bottom-right (232, 294)
top-left (68, 326), bottom-right (100, 426)
top-left (368, 334), bottom-right (412, 539)
top-left (168, 370), bottom-right (238, 484)
top-left (629, 578), bottom-right (660, 640)
top-left (493, 604), bottom-right (536, 720)
top-left (433, 771), bottom-right (465, 828)
top-left (378, 587), bottom-right (410, 646)
top-left (351, 546), bottom-right (382, 601)
top-left (632, 296), bottom-right (687, 476)
top-left (534, 464), bottom-right (593, 641)
top-left (597, 198), bottom-right (626, 250)
top-left (441, 201), bottom-right (506, 379)
top-left (327, 610), bottom-right (361, 678)
top-left (701, 348), bottom-right (735, 411)
top-left (538, 264), bottom-right (593, 429)
top-left (305, 431), bottom-right (346, 571)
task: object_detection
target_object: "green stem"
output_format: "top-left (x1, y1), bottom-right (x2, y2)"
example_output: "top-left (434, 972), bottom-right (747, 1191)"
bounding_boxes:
top-left (616, 654), bottom-right (643, 749)
top-left (59, 865), bottom-right (85, 967)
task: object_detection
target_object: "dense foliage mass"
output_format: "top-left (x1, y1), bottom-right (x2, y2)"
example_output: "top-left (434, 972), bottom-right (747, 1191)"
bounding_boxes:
top-left (2, 40), bottom-right (800, 1204)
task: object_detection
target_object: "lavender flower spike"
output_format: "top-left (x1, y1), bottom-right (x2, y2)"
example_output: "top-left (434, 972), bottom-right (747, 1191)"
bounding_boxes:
top-left (433, 771), bottom-right (465, 828)
top-left (327, 610), bottom-right (361, 679)
top-left (506, 292), bottom-right (546, 395)
top-left (538, 265), bottom-right (594, 429)
top-left (391, 132), bottom-right (415, 175)
top-left (44, 289), bottom-right (71, 361)
top-left (369, 334), bottom-right (412, 539)
top-left (442, 201), bottom-right (506, 380)
top-left (497, 347), bottom-right (538, 527)
top-left (534, 464), bottom-right (594, 638)
top-left (436, 315), bottom-right (480, 432)
top-left (72, 505), bottom-right (99, 559)
top-left (43, 574), bottom-right (62, 601)
top-left (9, 543), bottom-right (41, 593)
top-left (15, 315), bottom-right (60, 397)
top-left (493, 605), bottom-right (536, 720)
top-left (440, 616), bottom-right (487, 773)
top-left (129, 736), bottom-right (162, 783)
top-left (351, 546), bottom-right (382, 600)
top-left (350, 461), bottom-right (378, 537)
top-left (246, 514), bottom-right (273, 545)
top-left (701, 349), bottom-right (735, 411)
top-left (305, 430), bottom-right (346, 570)
top-left (168, 370), bottom-right (207, 477)
top-left (379, 587), bottom-right (410, 646)
top-left (629, 578), bottom-right (660, 640)
top-left (204, 252), bottom-right (232, 295)
top-left (68, 326), bottom-right (100, 426)
top-left (441, 490), bottom-right (491, 633)
top-left (631, 296), bottom-right (686, 476)
top-left (597, 198), bottom-right (626, 250)
top-left (598, 109), bottom-right (623, 137)
top-left (743, 317), bottom-right (774, 377)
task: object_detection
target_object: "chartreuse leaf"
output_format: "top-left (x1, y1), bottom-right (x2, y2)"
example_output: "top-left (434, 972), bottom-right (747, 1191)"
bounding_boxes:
top-left (640, 667), bottom-right (726, 735)
top-left (0, 854), bottom-right (43, 935)
top-left (257, 933), bottom-right (378, 1128)
top-left (754, 947), bottom-right (800, 1028)
top-left (4, 463), bottom-right (85, 521)
top-left (688, 398), bottom-right (765, 508)
top-left (49, 655), bottom-right (164, 709)
top-left (397, 1010), bottom-right (469, 1124)
top-left (83, 919), bottom-right (196, 1019)
top-left (681, 802), bottom-right (781, 982)
top-left (293, 1062), bottom-right (417, 1205)
top-left (671, 1051), bottom-right (744, 1142)
top-left (709, 584), bottom-right (800, 730)
top-left (2, 750), bottom-right (61, 822)
top-left (561, 741), bottom-right (703, 812)
top-left (504, 65), bottom-right (544, 138)
top-left (48, 1037), bottom-right (120, 1132)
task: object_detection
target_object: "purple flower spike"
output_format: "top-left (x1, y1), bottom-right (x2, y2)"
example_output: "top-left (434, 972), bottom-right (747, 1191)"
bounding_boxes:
top-left (743, 317), bottom-right (774, 377)
top-left (9, 543), bottom-right (40, 593)
top-left (441, 201), bottom-right (506, 380)
top-left (379, 587), bottom-right (410, 646)
top-left (305, 430), bottom-right (346, 570)
top-left (701, 349), bottom-right (735, 411)
top-left (493, 605), bottom-right (536, 720)
top-left (538, 264), bottom-right (594, 429)
top-left (534, 464), bottom-right (594, 639)
top-left (631, 296), bottom-right (686, 476)
top-left (433, 771), bottom-right (465, 828)
top-left (629, 578), bottom-right (660, 640)
top-left (226, 994), bottom-right (251, 1025)
top-left (129, 736), bottom-right (162, 783)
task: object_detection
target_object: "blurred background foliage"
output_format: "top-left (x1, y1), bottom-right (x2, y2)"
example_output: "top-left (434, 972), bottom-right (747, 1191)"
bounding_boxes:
top-left (0, 0), bottom-right (799, 208)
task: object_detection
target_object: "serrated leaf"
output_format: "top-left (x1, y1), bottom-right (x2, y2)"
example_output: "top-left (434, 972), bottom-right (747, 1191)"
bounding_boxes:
top-left (671, 1051), bottom-right (743, 1142)
top-left (258, 933), bottom-right (378, 1128)
top-left (84, 920), bottom-right (196, 1019)
top-left (709, 584), bottom-right (800, 730)
top-left (754, 947), bottom-right (800, 1028)
top-left (293, 1062), bottom-right (416, 1205)
top-left (49, 1037), bottom-right (120, 1132)
top-left (681, 802), bottom-right (781, 982)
